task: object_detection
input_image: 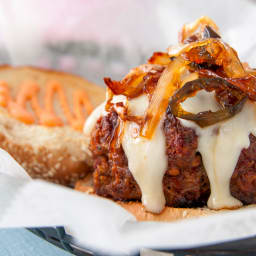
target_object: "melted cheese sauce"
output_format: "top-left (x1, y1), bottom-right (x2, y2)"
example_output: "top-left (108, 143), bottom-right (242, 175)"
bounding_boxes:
top-left (128, 94), bottom-right (149, 116)
top-left (122, 95), bottom-right (167, 213)
top-left (122, 120), bottom-right (167, 213)
top-left (180, 91), bottom-right (256, 209)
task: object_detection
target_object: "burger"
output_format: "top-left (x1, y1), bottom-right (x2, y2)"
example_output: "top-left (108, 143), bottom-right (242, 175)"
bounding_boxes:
top-left (77, 16), bottom-right (256, 221)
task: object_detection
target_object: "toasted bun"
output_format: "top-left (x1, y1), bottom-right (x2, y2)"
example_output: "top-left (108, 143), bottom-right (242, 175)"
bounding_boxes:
top-left (75, 177), bottom-right (216, 222)
top-left (0, 65), bottom-right (105, 186)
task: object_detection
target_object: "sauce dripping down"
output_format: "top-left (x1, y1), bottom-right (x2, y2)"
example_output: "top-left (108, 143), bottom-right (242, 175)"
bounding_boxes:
top-left (121, 95), bottom-right (168, 213)
top-left (180, 91), bottom-right (256, 209)
top-left (0, 80), bottom-right (93, 131)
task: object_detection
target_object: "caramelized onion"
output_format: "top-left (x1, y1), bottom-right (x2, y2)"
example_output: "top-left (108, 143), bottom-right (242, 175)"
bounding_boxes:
top-left (203, 26), bottom-right (221, 39)
top-left (148, 52), bottom-right (171, 65)
top-left (169, 39), bottom-right (246, 78)
top-left (104, 64), bottom-right (164, 99)
top-left (227, 75), bottom-right (256, 101)
top-left (104, 74), bottom-right (145, 98)
top-left (169, 77), bottom-right (247, 127)
top-left (141, 57), bottom-right (189, 138)
top-left (243, 63), bottom-right (256, 76)
top-left (179, 16), bottom-right (219, 43)
top-left (199, 69), bottom-right (256, 101)
top-left (105, 17), bottom-right (254, 138)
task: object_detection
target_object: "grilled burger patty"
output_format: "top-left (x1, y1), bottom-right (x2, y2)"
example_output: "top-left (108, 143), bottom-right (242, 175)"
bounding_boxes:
top-left (90, 107), bottom-right (211, 207)
top-left (90, 107), bottom-right (256, 207)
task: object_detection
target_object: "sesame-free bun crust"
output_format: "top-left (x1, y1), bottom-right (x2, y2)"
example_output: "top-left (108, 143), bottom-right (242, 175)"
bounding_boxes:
top-left (75, 178), bottom-right (216, 222)
top-left (0, 65), bottom-right (105, 185)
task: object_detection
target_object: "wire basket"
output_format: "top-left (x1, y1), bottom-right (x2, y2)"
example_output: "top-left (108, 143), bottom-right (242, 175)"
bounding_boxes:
top-left (28, 227), bottom-right (93, 256)
top-left (27, 226), bottom-right (256, 256)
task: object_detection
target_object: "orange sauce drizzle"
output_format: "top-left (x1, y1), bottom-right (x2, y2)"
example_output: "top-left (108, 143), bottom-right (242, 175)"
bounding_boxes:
top-left (0, 80), bottom-right (93, 131)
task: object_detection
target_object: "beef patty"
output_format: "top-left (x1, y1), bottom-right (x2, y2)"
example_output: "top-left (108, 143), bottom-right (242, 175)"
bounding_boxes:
top-left (90, 101), bottom-right (256, 207)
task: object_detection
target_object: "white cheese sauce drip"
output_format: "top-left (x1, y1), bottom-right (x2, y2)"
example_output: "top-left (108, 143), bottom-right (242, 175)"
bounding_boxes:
top-left (83, 94), bottom-right (168, 213)
top-left (127, 94), bottom-right (148, 116)
top-left (180, 91), bottom-right (256, 209)
top-left (122, 94), bottom-right (168, 213)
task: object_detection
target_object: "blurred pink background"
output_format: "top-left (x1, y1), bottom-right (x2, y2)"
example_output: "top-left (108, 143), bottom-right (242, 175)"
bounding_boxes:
top-left (0, 0), bottom-right (255, 85)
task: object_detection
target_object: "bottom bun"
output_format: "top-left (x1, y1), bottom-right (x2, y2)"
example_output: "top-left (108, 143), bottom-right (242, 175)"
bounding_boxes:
top-left (75, 177), bottom-right (218, 222)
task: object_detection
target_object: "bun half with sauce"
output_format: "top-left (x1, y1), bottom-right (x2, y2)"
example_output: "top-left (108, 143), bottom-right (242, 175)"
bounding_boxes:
top-left (77, 16), bottom-right (256, 220)
top-left (0, 65), bottom-right (105, 185)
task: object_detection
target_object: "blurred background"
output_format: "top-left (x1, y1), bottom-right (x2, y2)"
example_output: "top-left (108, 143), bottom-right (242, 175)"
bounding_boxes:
top-left (0, 0), bottom-right (255, 86)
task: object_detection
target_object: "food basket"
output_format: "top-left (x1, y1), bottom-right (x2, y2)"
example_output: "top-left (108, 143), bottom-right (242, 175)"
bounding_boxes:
top-left (27, 226), bottom-right (256, 256)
